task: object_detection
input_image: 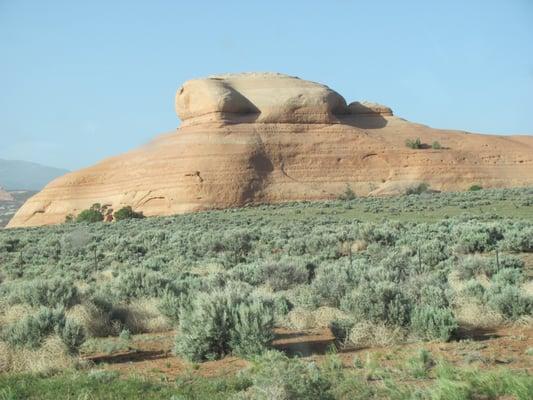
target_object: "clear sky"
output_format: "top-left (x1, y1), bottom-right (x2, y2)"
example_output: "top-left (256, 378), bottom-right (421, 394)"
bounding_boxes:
top-left (1, 0), bottom-right (532, 170)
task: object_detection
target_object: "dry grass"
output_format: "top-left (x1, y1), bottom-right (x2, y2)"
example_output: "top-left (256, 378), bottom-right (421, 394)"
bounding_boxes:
top-left (454, 298), bottom-right (504, 329)
top-left (0, 336), bottom-right (77, 374)
top-left (0, 303), bottom-right (36, 327)
top-left (67, 298), bottom-right (171, 338)
top-left (348, 321), bottom-right (406, 348)
top-left (285, 307), bottom-right (347, 330)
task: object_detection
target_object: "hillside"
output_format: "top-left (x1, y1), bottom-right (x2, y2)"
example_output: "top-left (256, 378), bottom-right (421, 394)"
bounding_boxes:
top-left (7, 73), bottom-right (533, 228)
top-left (0, 158), bottom-right (68, 191)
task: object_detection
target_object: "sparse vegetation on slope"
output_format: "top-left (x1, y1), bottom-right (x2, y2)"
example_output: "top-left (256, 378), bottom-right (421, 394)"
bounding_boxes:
top-left (0, 187), bottom-right (532, 394)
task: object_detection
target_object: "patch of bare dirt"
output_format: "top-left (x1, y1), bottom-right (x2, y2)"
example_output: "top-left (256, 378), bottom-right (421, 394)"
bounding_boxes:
top-left (82, 325), bottom-right (532, 379)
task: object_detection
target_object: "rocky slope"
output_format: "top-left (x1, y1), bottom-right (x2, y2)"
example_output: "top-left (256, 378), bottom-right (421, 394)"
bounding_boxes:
top-left (7, 72), bottom-right (533, 228)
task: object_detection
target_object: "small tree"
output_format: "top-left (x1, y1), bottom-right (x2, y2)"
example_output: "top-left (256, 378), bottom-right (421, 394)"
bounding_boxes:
top-left (76, 203), bottom-right (104, 223)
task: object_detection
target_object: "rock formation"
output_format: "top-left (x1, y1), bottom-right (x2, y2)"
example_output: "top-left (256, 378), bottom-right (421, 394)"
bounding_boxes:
top-left (7, 72), bottom-right (533, 228)
top-left (0, 187), bottom-right (14, 202)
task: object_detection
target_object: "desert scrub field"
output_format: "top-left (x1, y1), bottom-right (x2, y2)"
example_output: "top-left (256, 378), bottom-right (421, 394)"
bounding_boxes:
top-left (0, 187), bottom-right (532, 398)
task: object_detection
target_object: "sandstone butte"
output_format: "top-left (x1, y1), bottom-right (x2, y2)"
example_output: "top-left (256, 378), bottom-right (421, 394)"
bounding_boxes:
top-left (7, 72), bottom-right (533, 228)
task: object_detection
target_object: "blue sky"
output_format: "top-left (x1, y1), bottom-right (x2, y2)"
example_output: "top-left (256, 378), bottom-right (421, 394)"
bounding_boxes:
top-left (1, 0), bottom-right (532, 170)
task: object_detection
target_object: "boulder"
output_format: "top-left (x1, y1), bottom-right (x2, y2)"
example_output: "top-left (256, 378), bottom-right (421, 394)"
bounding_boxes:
top-left (176, 72), bottom-right (348, 125)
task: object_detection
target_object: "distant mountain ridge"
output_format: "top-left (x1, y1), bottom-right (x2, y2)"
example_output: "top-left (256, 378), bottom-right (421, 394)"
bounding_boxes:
top-left (0, 159), bottom-right (68, 190)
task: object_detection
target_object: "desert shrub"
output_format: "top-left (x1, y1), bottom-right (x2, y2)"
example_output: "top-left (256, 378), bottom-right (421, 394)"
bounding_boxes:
top-left (1, 308), bottom-right (65, 349)
top-left (410, 306), bottom-right (457, 341)
top-left (456, 254), bottom-right (523, 281)
top-left (454, 223), bottom-right (503, 253)
top-left (340, 281), bottom-right (413, 327)
top-left (460, 280), bottom-right (486, 301)
top-left (485, 284), bottom-right (532, 320)
top-left (329, 318), bottom-right (355, 346)
top-left (256, 261), bottom-right (308, 291)
top-left (469, 185), bottom-right (482, 191)
top-left (410, 282), bottom-right (451, 309)
top-left (348, 321), bottom-right (405, 348)
top-left (113, 268), bottom-right (174, 300)
top-left (241, 350), bottom-right (333, 400)
top-left (405, 137), bottom-right (422, 149)
top-left (7, 278), bottom-right (79, 309)
top-left (501, 226), bottom-right (533, 252)
top-left (431, 141), bottom-right (443, 150)
top-left (418, 239), bottom-right (451, 268)
top-left (158, 290), bottom-right (183, 324)
top-left (455, 255), bottom-right (489, 279)
top-left (359, 223), bottom-right (400, 246)
top-left (59, 319), bottom-right (86, 354)
top-left (491, 268), bottom-right (524, 287)
top-left (406, 349), bottom-right (435, 378)
top-left (406, 183), bottom-right (430, 195)
top-left (76, 204), bottom-right (104, 223)
top-left (174, 287), bottom-right (275, 361)
top-left (229, 299), bottom-right (276, 356)
top-left (311, 260), bottom-right (359, 307)
top-left (338, 184), bottom-right (356, 201)
top-left (113, 206), bottom-right (144, 221)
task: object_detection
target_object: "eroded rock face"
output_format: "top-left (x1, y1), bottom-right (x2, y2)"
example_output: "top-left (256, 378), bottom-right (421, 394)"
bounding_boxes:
top-left (8, 72), bottom-right (533, 228)
top-left (349, 101), bottom-right (393, 116)
top-left (176, 72), bottom-right (348, 125)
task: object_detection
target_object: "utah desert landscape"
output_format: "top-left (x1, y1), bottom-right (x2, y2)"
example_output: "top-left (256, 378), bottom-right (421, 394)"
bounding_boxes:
top-left (0, 1), bottom-right (532, 399)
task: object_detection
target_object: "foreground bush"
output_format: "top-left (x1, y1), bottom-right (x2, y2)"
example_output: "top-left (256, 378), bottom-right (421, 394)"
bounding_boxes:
top-left (341, 281), bottom-right (413, 327)
top-left (410, 305), bottom-right (458, 341)
top-left (1, 307), bottom-right (65, 349)
top-left (1, 307), bottom-right (85, 353)
top-left (240, 351), bottom-right (333, 400)
top-left (174, 286), bottom-right (275, 361)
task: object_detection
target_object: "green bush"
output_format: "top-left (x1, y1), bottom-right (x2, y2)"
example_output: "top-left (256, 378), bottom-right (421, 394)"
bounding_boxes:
top-left (405, 137), bottom-right (422, 149)
top-left (114, 268), bottom-right (174, 300)
top-left (469, 185), bottom-right (483, 191)
top-left (113, 206), bottom-right (144, 221)
top-left (329, 318), bottom-right (355, 346)
top-left (229, 298), bottom-right (276, 356)
top-left (242, 351), bottom-right (333, 400)
top-left (76, 204), bottom-right (104, 223)
top-left (256, 261), bottom-right (308, 291)
top-left (59, 319), bottom-right (86, 354)
top-left (1, 308), bottom-right (65, 349)
top-left (431, 141), bottom-right (443, 150)
top-left (485, 284), bottom-right (532, 319)
top-left (410, 306), bottom-right (457, 341)
top-left (501, 226), bottom-right (533, 252)
top-left (341, 281), bottom-right (413, 327)
top-left (174, 287), bottom-right (275, 361)
top-left (460, 280), bottom-right (486, 301)
top-left (158, 290), bottom-right (183, 324)
top-left (7, 278), bottom-right (79, 309)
